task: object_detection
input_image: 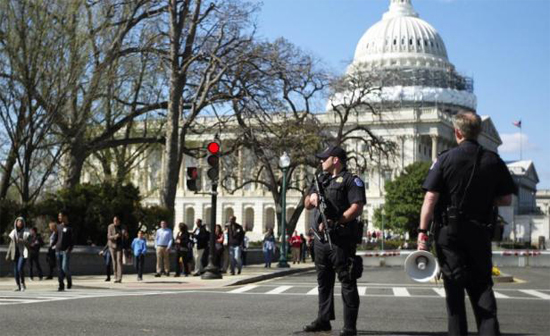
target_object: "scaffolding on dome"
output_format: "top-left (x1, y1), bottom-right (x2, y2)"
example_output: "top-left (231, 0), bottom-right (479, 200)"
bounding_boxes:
top-left (367, 67), bottom-right (474, 93)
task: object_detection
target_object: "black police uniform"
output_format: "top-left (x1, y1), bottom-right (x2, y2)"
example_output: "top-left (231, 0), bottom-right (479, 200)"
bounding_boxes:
top-left (423, 140), bottom-right (517, 336)
top-left (307, 169), bottom-right (366, 333)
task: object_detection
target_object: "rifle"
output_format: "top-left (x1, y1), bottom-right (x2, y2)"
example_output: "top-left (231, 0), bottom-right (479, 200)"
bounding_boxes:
top-left (314, 173), bottom-right (333, 250)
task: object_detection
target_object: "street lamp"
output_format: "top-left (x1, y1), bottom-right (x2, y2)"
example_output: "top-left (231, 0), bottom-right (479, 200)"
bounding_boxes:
top-left (278, 152), bottom-right (291, 268)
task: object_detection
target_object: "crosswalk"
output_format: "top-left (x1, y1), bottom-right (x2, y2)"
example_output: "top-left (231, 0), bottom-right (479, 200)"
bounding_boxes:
top-left (1, 286), bottom-right (548, 305)
top-left (224, 285), bottom-right (550, 301)
top-left (0, 289), bottom-right (168, 306)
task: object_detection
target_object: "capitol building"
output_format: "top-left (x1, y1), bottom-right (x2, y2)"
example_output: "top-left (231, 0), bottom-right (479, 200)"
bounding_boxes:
top-left (82, 0), bottom-right (543, 243)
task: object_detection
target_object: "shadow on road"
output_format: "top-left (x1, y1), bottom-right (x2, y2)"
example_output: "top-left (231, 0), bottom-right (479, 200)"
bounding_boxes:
top-left (293, 331), bottom-right (533, 336)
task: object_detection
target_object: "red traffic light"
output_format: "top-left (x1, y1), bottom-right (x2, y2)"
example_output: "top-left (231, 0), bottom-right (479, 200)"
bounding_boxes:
top-left (207, 142), bottom-right (220, 154)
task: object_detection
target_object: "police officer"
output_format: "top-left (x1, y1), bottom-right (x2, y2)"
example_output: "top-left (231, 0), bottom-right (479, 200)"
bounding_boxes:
top-left (418, 112), bottom-right (517, 336)
top-left (303, 145), bottom-right (366, 336)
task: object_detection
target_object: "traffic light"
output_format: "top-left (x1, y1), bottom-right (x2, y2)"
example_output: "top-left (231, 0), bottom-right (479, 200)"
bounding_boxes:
top-left (186, 167), bottom-right (199, 191)
top-left (206, 141), bottom-right (220, 181)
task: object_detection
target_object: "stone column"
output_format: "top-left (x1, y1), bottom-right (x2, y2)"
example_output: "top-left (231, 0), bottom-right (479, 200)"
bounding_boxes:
top-left (431, 135), bottom-right (438, 161)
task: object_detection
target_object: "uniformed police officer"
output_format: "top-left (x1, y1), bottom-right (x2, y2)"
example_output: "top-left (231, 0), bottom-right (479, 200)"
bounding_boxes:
top-left (303, 145), bottom-right (366, 336)
top-left (418, 112), bottom-right (517, 336)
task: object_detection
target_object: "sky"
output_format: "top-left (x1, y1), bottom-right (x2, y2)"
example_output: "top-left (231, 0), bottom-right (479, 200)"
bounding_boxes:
top-left (255, 0), bottom-right (550, 189)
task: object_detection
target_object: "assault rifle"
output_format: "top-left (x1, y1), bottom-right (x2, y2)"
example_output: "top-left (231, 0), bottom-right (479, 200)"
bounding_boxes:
top-left (314, 173), bottom-right (333, 250)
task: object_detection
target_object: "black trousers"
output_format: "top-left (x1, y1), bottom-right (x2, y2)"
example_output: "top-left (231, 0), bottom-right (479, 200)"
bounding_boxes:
top-left (28, 253), bottom-right (43, 279)
top-left (314, 235), bottom-right (359, 330)
top-left (46, 248), bottom-right (56, 278)
top-left (436, 222), bottom-right (500, 336)
top-left (175, 250), bottom-right (190, 276)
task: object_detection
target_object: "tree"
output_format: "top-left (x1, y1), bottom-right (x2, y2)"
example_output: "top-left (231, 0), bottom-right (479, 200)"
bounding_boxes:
top-left (373, 161), bottom-right (431, 236)
top-left (0, 1), bottom-right (65, 208)
top-left (217, 38), bottom-right (327, 235)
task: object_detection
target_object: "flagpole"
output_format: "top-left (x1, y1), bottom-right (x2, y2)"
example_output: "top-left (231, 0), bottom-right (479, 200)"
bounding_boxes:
top-left (520, 124), bottom-right (523, 161)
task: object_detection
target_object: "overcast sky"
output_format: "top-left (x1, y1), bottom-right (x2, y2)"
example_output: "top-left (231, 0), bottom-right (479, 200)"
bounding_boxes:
top-left (256, 0), bottom-right (550, 189)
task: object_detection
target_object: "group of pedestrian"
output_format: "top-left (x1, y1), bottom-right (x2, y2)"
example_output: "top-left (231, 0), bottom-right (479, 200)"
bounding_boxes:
top-left (5, 211), bottom-right (74, 292)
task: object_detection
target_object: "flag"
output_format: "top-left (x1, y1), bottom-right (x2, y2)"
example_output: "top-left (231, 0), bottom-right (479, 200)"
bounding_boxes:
top-left (513, 120), bottom-right (522, 128)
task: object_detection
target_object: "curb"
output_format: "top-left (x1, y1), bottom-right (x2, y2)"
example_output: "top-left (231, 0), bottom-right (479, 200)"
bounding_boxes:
top-left (225, 266), bottom-right (316, 287)
top-left (493, 273), bottom-right (514, 283)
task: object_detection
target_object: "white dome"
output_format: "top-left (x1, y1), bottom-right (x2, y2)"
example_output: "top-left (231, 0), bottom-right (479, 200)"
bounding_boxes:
top-left (353, 0), bottom-right (451, 70)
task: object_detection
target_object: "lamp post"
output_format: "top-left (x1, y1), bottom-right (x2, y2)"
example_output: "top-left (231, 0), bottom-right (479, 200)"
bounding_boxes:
top-left (278, 152), bottom-right (290, 268)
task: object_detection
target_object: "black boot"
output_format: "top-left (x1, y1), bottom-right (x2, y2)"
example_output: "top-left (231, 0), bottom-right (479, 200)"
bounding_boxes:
top-left (339, 328), bottom-right (357, 336)
top-left (303, 319), bottom-right (331, 332)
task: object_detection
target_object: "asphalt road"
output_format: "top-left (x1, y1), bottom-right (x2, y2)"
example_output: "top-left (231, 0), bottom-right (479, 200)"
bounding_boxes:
top-left (0, 267), bottom-right (548, 336)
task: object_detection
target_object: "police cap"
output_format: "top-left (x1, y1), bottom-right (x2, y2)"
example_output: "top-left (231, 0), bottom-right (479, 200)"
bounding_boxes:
top-left (315, 145), bottom-right (347, 164)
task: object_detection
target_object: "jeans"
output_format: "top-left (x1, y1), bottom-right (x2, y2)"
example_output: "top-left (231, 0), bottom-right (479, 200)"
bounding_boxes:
top-left (229, 246), bottom-right (242, 274)
top-left (56, 251), bottom-right (72, 289)
top-left (264, 249), bottom-right (273, 267)
top-left (134, 254), bottom-right (145, 279)
top-left (14, 256), bottom-right (26, 288)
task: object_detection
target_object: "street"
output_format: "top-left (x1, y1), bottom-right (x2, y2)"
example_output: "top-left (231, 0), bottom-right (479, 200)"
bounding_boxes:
top-left (0, 267), bottom-right (548, 336)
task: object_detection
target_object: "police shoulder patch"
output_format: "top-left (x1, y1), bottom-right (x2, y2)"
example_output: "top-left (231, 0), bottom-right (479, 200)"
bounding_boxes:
top-left (354, 177), bottom-right (364, 187)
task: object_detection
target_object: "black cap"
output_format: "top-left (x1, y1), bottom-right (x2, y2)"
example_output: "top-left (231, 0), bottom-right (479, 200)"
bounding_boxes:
top-left (315, 145), bottom-right (347, 163)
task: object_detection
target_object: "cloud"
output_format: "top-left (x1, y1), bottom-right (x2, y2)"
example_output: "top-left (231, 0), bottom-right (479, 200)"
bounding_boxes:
top-left (499, 133), bottom-right (536, 154)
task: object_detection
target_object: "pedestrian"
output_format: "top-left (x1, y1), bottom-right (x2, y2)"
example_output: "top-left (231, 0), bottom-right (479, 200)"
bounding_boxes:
top-left (45, 221), bottom-right (57, 279)
top-left (289, 231), bottom-right (302, 264)
top-left (98, 244), bottom-right (112, 282)
top-left (174, 222), bottom-right (191, 277)
top-left (28, 227), bottom-right (44, 281)
top-left (228, 216), bottom-right (244, 275)
top-left (300, 233), bottom-right (307, 263)
top-left (214, 224), bottom-right (224, 268)
top-left (303, 145), bottom-right (366, 336)
top-left (107, 216), bottom-right (126, 283)
top-left (418, 112), bottom-right (517, 336)
top-left (131, 230), bottom-right (147, 281)
top-left (6, 217), bottom-right (31, 291)
top-left (307, 229), bottom-right (315, 262)
top-left (154, 220), bottom-right (173, 277)
top-left (56, 211), bottom-right (74, 291)
top-left (242, 232), bottom-right (249, 267)
top-left (192, 219), bottom-right (209, 276)
top-left (221, 224), bottom-right (230, 273)
top-left (262, 228), bottom-right (276, 268)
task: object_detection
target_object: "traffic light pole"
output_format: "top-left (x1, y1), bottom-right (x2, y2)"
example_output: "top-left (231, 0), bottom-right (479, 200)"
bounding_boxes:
top-left (201, 182), bottom-right (222, 279)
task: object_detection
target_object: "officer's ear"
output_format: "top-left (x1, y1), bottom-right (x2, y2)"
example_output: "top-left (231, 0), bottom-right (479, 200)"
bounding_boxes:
top-left (454, 128), bottom-right (464, 141)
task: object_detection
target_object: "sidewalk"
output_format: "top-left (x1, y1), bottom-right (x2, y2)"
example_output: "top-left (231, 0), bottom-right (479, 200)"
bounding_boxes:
top-left (0, 262), bottom-right (315, 292)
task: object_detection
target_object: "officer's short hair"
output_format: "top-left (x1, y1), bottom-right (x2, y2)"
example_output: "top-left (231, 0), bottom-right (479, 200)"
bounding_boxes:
top-left (453, 112), bottom-right (482, 140)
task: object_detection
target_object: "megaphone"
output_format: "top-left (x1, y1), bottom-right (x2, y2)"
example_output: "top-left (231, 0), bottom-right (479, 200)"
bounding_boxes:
top-left (405, 250), bottom-right (440, 283)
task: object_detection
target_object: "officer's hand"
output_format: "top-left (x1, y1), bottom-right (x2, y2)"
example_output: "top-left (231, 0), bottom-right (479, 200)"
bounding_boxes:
top-left (309, 193), bottom-right (319, 207)
top-left (417, 233), bottom-right (429, 251)
top-left (318, 222), bottom-right (324, 233)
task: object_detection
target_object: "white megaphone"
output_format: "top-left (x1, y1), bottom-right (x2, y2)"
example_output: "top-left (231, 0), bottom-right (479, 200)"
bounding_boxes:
top-left (405, 250), bottom-right (440, 283)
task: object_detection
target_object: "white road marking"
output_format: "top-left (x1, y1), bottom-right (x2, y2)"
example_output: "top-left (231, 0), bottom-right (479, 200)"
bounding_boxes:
top-left (358, 286), bottom-right (367, 296)
top-left (393, 287), bottom-right (411, 297)
top-left (520, 290), bottom-right (550, 300)
top-left (306, 287), bottom-right (318, 295)
top-left (228, 285), bottom-right (258, 294)
top-left (266, 286), bottom-right (293, 295)
top-left (433, 288), bottom-right (446, 297)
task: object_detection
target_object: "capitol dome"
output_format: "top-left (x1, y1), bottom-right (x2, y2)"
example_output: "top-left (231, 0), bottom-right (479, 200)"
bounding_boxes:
top-left (331, 0), bottom-right (477, 111)
top-left (353, 0), bottom-right (451, 70)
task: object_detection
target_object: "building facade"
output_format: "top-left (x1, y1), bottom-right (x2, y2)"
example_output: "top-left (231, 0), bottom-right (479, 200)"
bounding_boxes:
top-left (82, 0), bottom-right (523, 243)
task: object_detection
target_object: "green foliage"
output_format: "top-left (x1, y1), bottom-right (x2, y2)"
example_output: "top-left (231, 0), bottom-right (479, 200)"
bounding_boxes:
top-left (0, 199), bottom-right (23, 244)
top-left (374, 162), bottom-right (431, 236)
top-left (32, 183), bottom-right (169, 245)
